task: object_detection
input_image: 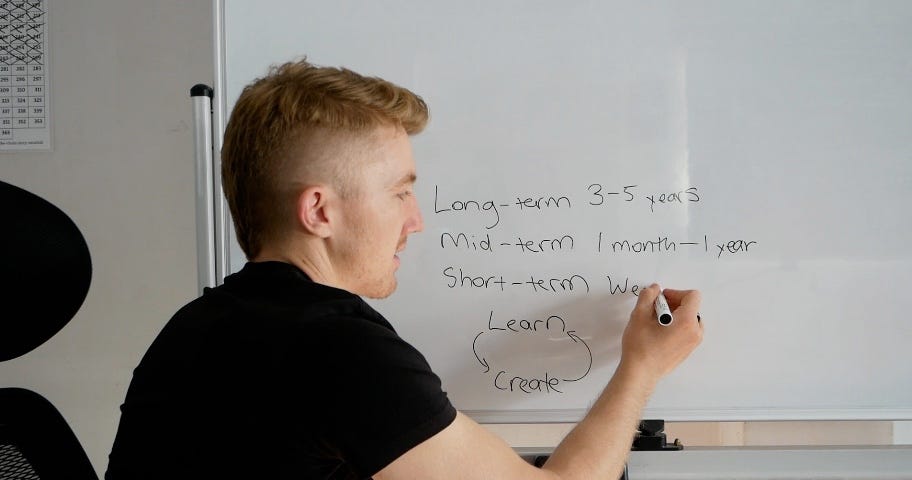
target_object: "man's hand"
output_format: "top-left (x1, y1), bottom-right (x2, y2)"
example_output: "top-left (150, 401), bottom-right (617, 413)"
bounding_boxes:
top-left (620, 284), bottom-right (703, 383)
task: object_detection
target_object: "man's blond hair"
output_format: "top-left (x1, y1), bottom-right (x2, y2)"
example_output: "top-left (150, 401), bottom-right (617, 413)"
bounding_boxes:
top-left (221, 58), bottom-right (429, 259)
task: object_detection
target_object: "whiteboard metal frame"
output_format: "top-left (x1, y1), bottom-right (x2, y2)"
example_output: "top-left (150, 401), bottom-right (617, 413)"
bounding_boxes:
top-left (467, 408), bottom-right (912, 425)
top-left (211, 0), bottom-right (231, 287)
top-left (191, 0), bottom-right (231, 294)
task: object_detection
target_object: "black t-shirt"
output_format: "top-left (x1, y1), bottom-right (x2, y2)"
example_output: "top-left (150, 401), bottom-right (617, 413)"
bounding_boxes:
top-left (106, 261), bottom-right (456, 479)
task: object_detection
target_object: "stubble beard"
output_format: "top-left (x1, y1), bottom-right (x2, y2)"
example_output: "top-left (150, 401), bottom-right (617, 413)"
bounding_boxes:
top-left (363, 277), bottom-right (397, 300)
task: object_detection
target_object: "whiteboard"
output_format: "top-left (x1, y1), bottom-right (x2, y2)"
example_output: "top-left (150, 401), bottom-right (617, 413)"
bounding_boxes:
top-left (217, 0), bottom-right (912, 422)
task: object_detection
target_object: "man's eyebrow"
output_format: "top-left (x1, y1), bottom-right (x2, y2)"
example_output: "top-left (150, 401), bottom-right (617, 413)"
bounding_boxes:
top-left (393, 172), bottom-right (417, 187)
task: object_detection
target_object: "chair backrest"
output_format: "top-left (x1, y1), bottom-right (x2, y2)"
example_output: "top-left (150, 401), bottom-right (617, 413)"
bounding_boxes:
top-left (0, 180), bottom-right (97, 480)
top-left (0, 180), bottom-right (92, 362)
top-left (0, 440), bottom-right (40, 480)
top-left (0, 388), bottom-right (97, 480)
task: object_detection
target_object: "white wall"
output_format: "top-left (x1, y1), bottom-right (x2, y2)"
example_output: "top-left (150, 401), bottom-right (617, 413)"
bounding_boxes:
top-left (0, 0), bottom-right (212, 475)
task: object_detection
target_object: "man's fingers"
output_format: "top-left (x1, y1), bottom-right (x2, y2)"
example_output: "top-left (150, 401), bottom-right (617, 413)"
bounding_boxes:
top-left (635, 283), bottom-right (661, 314)
top-left (663, 288), bottom-right (702, 320)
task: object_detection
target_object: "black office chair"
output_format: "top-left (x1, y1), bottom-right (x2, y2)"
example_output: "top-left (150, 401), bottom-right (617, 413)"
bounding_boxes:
top-left (0, 179), bottom-right (98, 480)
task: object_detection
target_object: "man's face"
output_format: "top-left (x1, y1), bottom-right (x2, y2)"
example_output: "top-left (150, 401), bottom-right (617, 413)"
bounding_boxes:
top-left (331, 126), bottom-right (423, 299)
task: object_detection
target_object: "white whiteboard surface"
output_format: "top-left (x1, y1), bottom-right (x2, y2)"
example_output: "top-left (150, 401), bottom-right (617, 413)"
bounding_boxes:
top-left (218, 1), bottom-right (912, 422)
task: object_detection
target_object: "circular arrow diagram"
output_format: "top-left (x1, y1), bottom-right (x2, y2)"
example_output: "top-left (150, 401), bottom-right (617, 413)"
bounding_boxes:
top-left (472, 313), bottom-right (594, 390)
top-left (560, 330), bottom-right (592, 382)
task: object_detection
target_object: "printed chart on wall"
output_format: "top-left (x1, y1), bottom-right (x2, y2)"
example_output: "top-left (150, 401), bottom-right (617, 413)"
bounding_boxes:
top-left (0, 0), bottom-right (48, 151)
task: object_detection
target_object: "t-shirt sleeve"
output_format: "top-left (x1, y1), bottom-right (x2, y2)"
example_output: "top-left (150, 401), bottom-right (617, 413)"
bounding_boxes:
top-left (310, 314), bottom-right (457, 477)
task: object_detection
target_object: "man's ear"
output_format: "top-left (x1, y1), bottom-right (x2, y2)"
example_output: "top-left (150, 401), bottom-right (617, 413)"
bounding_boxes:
top-left (295, 185), bottom-right (333, 238)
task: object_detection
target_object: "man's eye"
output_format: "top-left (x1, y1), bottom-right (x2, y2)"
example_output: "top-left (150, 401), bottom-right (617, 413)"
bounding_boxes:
top-left (397, 191), bottom-right (412, 200)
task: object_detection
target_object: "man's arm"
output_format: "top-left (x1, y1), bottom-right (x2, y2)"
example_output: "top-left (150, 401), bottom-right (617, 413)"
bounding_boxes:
top-left (376, 285), bottom-right (703, 480)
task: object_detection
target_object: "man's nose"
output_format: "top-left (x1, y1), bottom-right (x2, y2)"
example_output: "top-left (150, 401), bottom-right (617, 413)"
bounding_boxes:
top-left (407, 201), bottom-right (424, 234)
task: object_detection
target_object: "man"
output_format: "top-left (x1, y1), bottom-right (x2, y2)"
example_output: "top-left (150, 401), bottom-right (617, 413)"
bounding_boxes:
top-left (106, 58), bottom-right (702, 479)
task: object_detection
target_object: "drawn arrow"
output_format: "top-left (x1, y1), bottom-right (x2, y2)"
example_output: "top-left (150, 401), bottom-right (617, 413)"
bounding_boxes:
top-left (561, 330), bottom-right (592, 382)
top-left (472, 331), bottom-right (490, 373)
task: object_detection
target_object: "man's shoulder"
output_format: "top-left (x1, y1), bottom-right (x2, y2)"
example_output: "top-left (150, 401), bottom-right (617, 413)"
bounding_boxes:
top-left (151, 270), bottom-right (397, 355)
top-left (203, 261), bottom-right (382, 321)
top-left (169, 280), bottom-right (383, 337)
